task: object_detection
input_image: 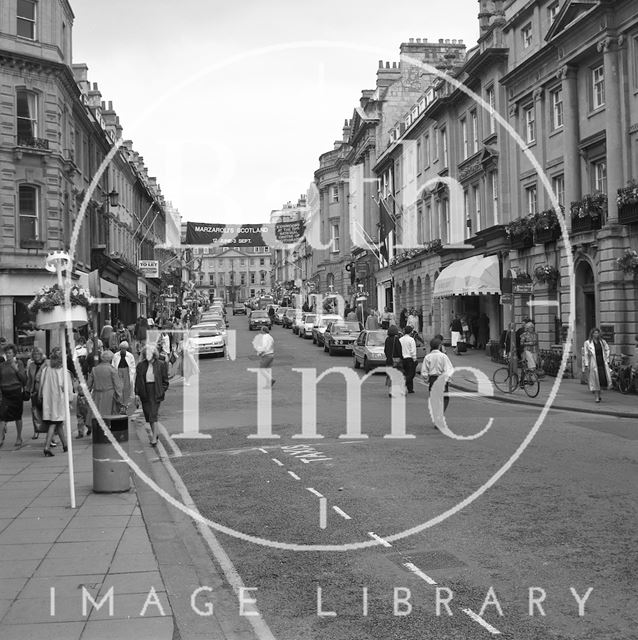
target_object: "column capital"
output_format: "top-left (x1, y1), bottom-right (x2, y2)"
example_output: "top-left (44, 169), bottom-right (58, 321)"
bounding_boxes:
top-left (597, 35), bottom-right (624, 53)
top-left (508, 102), bottom-right (518, 118)
top-left (557, 64), bottom-right (577, 81)
top-left (533, 87), bottom-right (544, 102)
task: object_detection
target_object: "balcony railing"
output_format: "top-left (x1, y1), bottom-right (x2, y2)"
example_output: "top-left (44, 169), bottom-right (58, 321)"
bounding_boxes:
top-left (17, 136), bottom-right (49, 151)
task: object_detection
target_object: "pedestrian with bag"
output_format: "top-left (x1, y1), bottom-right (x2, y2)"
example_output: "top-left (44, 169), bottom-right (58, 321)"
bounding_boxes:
top-left (421, 337), bottom-right (454, 420)
top-left (582, 327), bottom-right (612, 403)
top-left (384, 325), bottom-right (405, 397)
top-left (399, 325), bottom-right (418, 394)
top-left (135, 344), bottom-right (169, 446)
top-left (0, 343), bottom-right (27, 448)
top-left (86, 350), bottom-right (125, 432)
top-left (253, 326), bottom-right (275, 388)
top-left (39, 347), bottom-right (72, 457)
top-left (25, 346), bottom-right (47, 440)
top-left (450, 314), bottom-right (463, 355)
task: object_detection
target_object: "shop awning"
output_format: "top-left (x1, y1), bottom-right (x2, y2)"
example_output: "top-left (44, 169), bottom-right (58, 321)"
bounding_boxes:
top-left (433, 255), bottom-right (501, 298)
top-left (118, 283), bottom-right (140, 304)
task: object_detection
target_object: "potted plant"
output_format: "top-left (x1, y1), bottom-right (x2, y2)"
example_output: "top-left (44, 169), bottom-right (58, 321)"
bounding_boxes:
top-left (534, 264), bottom-right (560, 289)
top-left (532, 208), bottom-right (562, 243)
top-left (28, 283), bottom-right (91, 329)
top-left (617, 179), bottom-right (638, 224)
top-left (616, 248), bottom-right (638, 275)
top-left (506, 216), bottom-right (534, 249)
top-left (570, 192), bottom-right (606, 232)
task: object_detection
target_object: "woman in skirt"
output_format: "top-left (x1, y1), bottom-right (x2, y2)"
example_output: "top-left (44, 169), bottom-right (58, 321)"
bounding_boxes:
top-left (134, 344), bottom-right (169, 446)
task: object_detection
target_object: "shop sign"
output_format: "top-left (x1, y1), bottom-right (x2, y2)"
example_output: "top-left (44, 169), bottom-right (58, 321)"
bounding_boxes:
top-left (513, 282), bottom-right (533, 294)
top-left (139, 260), bottom-right (159, 278)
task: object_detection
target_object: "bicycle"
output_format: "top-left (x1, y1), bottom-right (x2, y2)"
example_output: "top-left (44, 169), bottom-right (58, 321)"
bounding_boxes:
top-left (609, 354), bottom-right (635, 394)
top-left (493, 357), bottom-right (541, 398)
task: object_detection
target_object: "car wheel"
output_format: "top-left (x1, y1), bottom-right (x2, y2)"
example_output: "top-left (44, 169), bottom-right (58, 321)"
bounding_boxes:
top-left (353, 355), bottom-right (360, 369)
top-left (328, 346), bottom-right (336, 356)
top-left (312, 336), bottom-right (316, 344)
top-left (324, 343), bottom-right (329, 353)
top-left (363, 357), bottom-right (372, 373)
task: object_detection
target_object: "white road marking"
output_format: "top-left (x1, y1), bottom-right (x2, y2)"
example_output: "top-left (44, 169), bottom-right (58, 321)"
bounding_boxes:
top-left (147, 423), bottom-right (277, 640)
top-left (332, 506), bottom-right (351, 520)
top-left (319, 497), bottom-right (327, 529)
top-left (271, 458), bottom-right (284, 466)
top-left (462, 608), bottom-right (501, 635)
top-left (403, 562), bottom-right (437, 585)
top-left (367, 532), bottom-right (392, 547)
top-left (258, 448), bottom-right (268, 453)
top-left (287, 471), bottom-right (300, 480)
top-left (306, 487), bottom-right (323, 498)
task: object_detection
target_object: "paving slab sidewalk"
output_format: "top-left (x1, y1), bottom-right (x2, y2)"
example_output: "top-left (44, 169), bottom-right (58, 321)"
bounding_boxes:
top-left (0, 421), bottom-right (174, 640)
top-left (442, 347), bottom-right (638, 418)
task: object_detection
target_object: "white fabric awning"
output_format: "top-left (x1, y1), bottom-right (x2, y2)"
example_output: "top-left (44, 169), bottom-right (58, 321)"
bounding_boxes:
top-left (433, 255), bottom-right (501, 298)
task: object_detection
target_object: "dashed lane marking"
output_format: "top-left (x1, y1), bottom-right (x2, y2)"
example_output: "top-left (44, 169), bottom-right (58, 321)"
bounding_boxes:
top-left (403, 562), bottom-right (437, 585)
top-left (258, 448), bottom-right (268, 453)
top-left (332, 506), bottom-right (351, 520)
top-left (461, 608), bottom-right (501, 635)
top-left (367, 532), bottom-right (392, 547)
top-left (271, 458), bottom-right (284, 466)
top-left (287, 471), bottom-right (300, 480)
top-left (306, 487), bottom-right (323, 498)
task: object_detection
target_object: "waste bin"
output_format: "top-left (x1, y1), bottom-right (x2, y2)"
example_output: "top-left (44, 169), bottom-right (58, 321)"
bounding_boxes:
top-left (92, 415), bottom-right (130, 493)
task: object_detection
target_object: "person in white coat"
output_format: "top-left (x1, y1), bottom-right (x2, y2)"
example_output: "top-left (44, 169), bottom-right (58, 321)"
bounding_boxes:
top-left (39, 347), bottom-right (73, 456)
top-left (112, 341), bottom-right (136, 411)
top-left (582, 327), bottom-right (612, 403)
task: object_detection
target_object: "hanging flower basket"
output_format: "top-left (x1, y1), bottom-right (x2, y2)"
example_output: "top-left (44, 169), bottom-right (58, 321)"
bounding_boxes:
top-left (36, 305), bottom-right (88, 330)
top-left (616, 249), bottom-right (638, 274)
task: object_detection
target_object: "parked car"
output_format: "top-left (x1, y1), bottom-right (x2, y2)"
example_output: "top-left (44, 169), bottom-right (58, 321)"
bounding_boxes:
top-left (282, 308), bottom-right (300, 329)
top-left (298, 313), bottom-right (317, 339)
top-left (273, 307), bottom-right (286, 325)
top-left (323, 321), bottom-right (363, 355)
top-left (291, 310), bottom-right (305, 334)
top-left (312, 314), bottom-right (343, 346)
top-left (200, 312), bottom-right (229, 328)
top-left (232, 302), bottom-right (247, 315)
top-left (248, 310), bottom-right (272, 330)
top-left (188, 324), bottom-right (226, 358)
top-left (351, 330), bottom-right (388, 372)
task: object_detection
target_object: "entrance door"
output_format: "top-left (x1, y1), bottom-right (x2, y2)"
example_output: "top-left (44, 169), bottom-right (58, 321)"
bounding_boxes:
top-left (575, 260), bottom-right (596, 364)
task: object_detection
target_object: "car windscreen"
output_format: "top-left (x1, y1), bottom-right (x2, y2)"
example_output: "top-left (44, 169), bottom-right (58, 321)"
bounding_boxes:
top-left (366, 331), bottom-right (386, 346)
top-left (332, 323), bottom-right (360, 334)
top-left (195, 331), bottom-right (222, 338)
top-left (304, 315), bottom-right (316, 322)
top-left (285, 310), bottom-right (297, 317)
top-left (193, 323), bottom-right (223, 330)
top-left (252, 312), bottom-right (268, 318)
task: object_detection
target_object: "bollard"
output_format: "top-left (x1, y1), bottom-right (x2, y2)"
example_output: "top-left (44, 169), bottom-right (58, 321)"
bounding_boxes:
top-left (92, 415), bottom-right (130, 493)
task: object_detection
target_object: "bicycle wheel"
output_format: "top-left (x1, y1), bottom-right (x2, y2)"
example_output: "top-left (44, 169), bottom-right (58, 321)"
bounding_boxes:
top-left (522, 370), bottom-right (540, 398)
top-left (493, 367), bottom-right (518, 393)
top-left (618, 369), bottom-right (632, 394)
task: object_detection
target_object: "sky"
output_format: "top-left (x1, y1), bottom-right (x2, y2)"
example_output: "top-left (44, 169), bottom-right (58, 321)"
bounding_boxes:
top-left (71, 0), bottom-right (478, 225)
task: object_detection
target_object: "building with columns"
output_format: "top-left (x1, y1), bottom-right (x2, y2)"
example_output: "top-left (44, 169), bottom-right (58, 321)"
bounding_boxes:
top-left (0, 0), bottom-right (174, 351)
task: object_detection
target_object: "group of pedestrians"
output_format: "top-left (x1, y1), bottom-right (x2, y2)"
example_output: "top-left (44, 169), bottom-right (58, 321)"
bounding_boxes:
top-left (0, 320), bottom-right (171, 455)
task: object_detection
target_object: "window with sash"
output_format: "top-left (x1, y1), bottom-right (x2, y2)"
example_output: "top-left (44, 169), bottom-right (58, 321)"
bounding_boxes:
top-left (19, 184), bottom-right (39, 242)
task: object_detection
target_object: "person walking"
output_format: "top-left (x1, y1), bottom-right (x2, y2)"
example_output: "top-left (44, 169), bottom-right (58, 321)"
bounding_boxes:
top-left (407, 308), bottom-right (419, 333)
top-left (134, 315), bottom-right (148, 355)
top-left (477, 312), bottom-right (490, 350)
top-left (421, 337), bottom-right (454, 420)
top-left (135, 344), bottom-right (169, 446)
top-left (253, 326), bottom-right (275, 388)
top-left (0, 343), bottom-right (27, 448)
top-left (450, 314), bottom-right (463, 355)
top-left (399, 325), bottom-right (418, 394)
top-left (112, 341), bottom-right (136, 413)
top-left (417, 307), bottom-right (424, 334)
top-left (384, 325), bottom-right (405, 397)
top-left (582, 327), bottom-right (612, 403)
top-left (25, 346), bottom-right (47, 440)
top-left (38, 347), bottom-right (72, 457)
top-left (86, 350), bottom-right (125, 433)
top-left (365, 310), bottom-right (379, 330)
top-left (399, 308), bottom-right (408, 330)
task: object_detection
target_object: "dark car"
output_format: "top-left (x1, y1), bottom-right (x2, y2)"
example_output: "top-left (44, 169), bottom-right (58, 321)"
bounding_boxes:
top-left (248, 310), bottom-right (272, 331)
top-left (232, 302), bottom-right (247, 315)
top-left (282, 308), bottom-right (300, 329)
top-left (323, 321), bottom-right (363, 355)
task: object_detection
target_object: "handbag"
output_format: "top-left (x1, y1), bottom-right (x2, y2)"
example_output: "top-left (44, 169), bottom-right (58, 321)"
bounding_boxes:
top-left (22, 387), bottom-right (30, 402)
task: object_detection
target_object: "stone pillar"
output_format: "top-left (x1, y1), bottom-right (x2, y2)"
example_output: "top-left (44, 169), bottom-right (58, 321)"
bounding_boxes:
top-left (0, 296), bottom-right (13, 342)
top-left (560, 65), bottom-right (580, 233)
top-left (598, 36), bottom-right (624, 223)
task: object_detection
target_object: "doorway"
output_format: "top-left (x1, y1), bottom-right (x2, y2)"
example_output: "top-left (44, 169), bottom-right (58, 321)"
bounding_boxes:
top-left (575, 260), bottom-right (596, 362)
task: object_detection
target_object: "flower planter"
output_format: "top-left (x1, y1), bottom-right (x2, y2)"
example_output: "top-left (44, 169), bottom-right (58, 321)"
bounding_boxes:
top-left (534, 228), bottom-right (560, 244)
top-left (509, 235), bottom-right (533, 250)
top-left (36, 305), bottom-right (88, 330)
top-left (571, 216), bottom-right (602, 233)
top-left (619, 202), bottom-right (638, 225)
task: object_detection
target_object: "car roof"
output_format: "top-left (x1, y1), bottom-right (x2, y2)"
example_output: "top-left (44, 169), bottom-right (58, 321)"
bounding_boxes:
top-left (192, 323), bottom-right (223, 329)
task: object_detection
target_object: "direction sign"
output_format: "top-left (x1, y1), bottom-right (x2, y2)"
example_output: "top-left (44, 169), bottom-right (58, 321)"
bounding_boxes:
top-left (513, 282), bottom-right (533, 294)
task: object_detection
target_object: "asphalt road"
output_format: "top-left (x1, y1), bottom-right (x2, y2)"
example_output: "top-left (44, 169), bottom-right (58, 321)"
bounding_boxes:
top-left (160, 314), bottom-right (638, 640)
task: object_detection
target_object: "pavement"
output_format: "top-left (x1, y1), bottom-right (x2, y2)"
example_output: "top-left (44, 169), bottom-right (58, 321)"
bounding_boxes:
top-left (0, 348), bottom-right (635, 640)
top-left (0, 408), bottom-right (257, 640)
top-left (443, 346), bottom-right (638, 418)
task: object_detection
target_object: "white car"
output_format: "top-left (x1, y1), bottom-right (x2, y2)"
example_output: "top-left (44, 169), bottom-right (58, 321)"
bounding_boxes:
top-left (298, 313), bottom-right (317, 339)
top-left (311, 314), bottom-right (343, 346)
top-left (189, 324), bottom-right (226, 357)
top-left (192, 320), bottom-right (227, 343)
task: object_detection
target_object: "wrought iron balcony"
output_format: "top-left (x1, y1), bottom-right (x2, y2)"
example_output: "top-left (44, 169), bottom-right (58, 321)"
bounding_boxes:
top-left (17, 135), bottom-right (49, 150)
